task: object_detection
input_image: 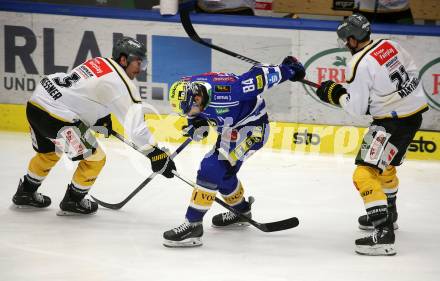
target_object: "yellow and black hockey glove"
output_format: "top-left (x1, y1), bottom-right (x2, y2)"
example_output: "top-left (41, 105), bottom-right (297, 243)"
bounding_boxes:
top-left (146, 147), bottom-right (176, 178)
top-left (316, 80), bottom-right (347, 106)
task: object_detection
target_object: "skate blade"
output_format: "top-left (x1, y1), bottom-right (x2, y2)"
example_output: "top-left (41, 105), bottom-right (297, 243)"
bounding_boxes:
top-left (355, 244), bottom-right (396, 256)
top-left (56, 210), bottom-right (97, 216)
top-left (211, 222), bottom-right (250, 229)
top-left (163, 237), bottom-right (202, 248)
top-left (11, 204), bottom-right (48, 210)
top-left (359, 223), bottom-right (399, 231)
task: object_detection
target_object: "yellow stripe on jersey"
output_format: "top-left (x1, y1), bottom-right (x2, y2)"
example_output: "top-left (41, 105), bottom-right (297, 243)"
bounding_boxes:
top-left (346, 40), bottom-right (383, 84)
top-left (104, 58), bottom-right (142, 104)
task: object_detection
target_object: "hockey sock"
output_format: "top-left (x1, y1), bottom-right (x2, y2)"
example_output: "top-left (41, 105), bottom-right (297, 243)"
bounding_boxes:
top-left (72, 147), bottom-right (106, 189)
top-left (21, 174), bottom-right (42, 193)
top-left (27, 152), bottom-right (61, 186)
top-left (353, 166), bottom-right (388, 223)
top-left (67, 183), bottom-right (90, 202)
top-left (185, 185), bottom-right (217, 222)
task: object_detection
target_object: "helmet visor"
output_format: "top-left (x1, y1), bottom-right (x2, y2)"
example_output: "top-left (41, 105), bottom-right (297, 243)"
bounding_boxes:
top-left (128, 54), bottom-right (148, 71)
top-left (140, 58), bottom-right (147, 71)
top-left (337, 37), bottom-right (348, 49)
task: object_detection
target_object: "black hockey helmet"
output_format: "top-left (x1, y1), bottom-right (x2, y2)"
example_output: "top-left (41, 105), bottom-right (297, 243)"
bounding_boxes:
top-left (112, 37), bottom-right (147, 70)
top-left (337, 14), bottom-right (371, 42)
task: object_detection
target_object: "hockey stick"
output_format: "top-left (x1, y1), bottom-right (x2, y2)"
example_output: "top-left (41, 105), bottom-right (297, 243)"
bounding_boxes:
top-left (179, 9), bottom-right (320, 89)
top-left (90, 131), bottom-right (192, 210)
top-left (172, 170), bottom-right (299, 232)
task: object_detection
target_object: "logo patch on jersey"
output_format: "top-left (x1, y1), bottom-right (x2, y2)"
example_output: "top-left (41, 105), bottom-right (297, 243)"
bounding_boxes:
top-left (215, 85), bottom-right (231, 93)
top-left (267, 72), bottom-right (280, 87)
top-left (78, 65), bottom-right (94, 78)
top-left (84, 58), bottom-right (112, 77)
top-left (370, 42), bottom-right (398, 66)
top-left (256, 75), bottom-right (264, 89)
top-left (213, 76), bottom-right (236, 82)
top-left (215, 108), bottom-right (229, 115)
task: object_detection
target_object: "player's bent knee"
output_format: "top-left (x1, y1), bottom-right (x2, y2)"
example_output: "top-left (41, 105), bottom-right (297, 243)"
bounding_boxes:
top-left (28, 152), bottom-right (62, 178)
top-left (353, 166), bottom-right (379, 188)
top-left (353, 165), bottom-right (386, 203)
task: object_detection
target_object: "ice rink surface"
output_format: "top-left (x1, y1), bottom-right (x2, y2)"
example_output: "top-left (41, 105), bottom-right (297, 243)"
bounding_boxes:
top-left (1, 131), bottom-right (439, 281)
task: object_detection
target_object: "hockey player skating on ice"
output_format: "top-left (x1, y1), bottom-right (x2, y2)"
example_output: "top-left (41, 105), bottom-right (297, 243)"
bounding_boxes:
top-left (164, 56), bottom-right (305, 247)
top-left (12, 37), bottom-right (176, 215)
top-left (315, 14), bottom-right (428, 256)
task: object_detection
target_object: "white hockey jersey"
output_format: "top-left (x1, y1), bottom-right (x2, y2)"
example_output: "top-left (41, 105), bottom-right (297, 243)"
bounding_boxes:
top-left (29, 57), bottom-right (156, 149)
top-left (340, 39), bottom-right (428, 119)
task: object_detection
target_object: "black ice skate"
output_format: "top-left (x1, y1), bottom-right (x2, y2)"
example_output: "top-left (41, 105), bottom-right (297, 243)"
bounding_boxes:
top-left (359, 203), bottom-right (398, 230)
top-left (355, 221), bottom-right (396, 256)
top-left (163, 220), bottom-right (203, 248)
top-left (12, 179), bottom-right (51, 208)
top-left (57, 184), bottom-right (98, 216)
top-left (211, 196), bottom-right (254, 228)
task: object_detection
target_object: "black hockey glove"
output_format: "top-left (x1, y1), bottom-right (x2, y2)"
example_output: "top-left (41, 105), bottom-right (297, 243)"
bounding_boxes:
top-left (281, 56), bottom-right (306, 82)
top-left (146, 147), bottom-right (176, 178)
top-left (316, 80), bottom-right (347, 106)
top-left (182, 117), bottom-right (210, 142)
top-left (94, 114), bottom-right (113, 138)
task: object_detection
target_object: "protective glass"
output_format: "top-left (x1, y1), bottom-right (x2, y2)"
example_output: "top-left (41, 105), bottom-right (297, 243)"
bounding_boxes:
top-left (337, 38), bottom-right (348, 50)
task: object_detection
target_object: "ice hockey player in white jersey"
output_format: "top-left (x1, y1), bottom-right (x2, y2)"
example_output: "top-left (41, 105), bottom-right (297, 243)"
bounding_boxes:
top-left (315, 14), bottom-right (428, 256)
top-left (12, 37), bottom-right (176, 215)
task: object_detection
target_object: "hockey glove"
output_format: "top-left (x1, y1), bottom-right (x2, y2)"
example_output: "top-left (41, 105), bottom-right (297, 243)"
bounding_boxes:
top-left (146, 147), bottom-right (176, 178)
top-left (182, 117), bottom-right (210, 142)
top-left (281, 56), bottom-right (306, 82)
top-left (94, 114), bottom-right (113, 138)
top-left (316, 80), bottom-right (347, 106)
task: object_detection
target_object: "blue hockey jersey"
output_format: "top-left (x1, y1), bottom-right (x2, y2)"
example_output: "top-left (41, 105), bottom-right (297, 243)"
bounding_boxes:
top-left (185, 64), bottom-right (294, 131)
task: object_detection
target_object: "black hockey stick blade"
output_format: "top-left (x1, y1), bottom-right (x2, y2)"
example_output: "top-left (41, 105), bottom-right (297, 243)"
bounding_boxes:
top-left (255, 217), bottom-right (300, 232)
top-left (91, 133), bottom-right (192, 210)
top-left (91, 173), bottom-right (156, 210)
top-left (213, 196), bottom-right (299, 232)
top-left (179, 9), bottom-right (320, 89)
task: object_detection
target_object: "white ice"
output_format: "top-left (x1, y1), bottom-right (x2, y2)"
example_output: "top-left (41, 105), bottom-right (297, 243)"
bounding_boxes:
top-left (1, 131), bottom-right (439, 281)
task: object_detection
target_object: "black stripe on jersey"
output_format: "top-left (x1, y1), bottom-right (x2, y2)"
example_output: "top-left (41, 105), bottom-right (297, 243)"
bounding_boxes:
top-left (104, 58), bottom-right (142, 104)
top-left (347, 39), bottom-right (384, 84)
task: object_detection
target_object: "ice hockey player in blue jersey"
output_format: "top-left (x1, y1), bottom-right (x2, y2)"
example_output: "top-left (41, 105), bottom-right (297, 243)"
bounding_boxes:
top-left (163, 56), bottom-right (305, 247)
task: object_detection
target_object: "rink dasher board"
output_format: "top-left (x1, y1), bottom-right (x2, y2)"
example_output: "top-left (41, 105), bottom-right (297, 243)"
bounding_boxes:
top-left (0, 6), bottom-right (440, 130)
top-left (1, 103), bottom-right (439, 161)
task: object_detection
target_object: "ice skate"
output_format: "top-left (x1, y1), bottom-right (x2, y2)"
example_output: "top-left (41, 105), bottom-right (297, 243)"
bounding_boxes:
top-left (163, 220), bottom-right (203, 248)
top-left (57, 184), bottom-right (98, 216)
top-left (12, 179), bottom-right (51, 209)
top-left (211, 196), bottom-right (254, 228)
top-left (355, 221), bottom-right (396, 256)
